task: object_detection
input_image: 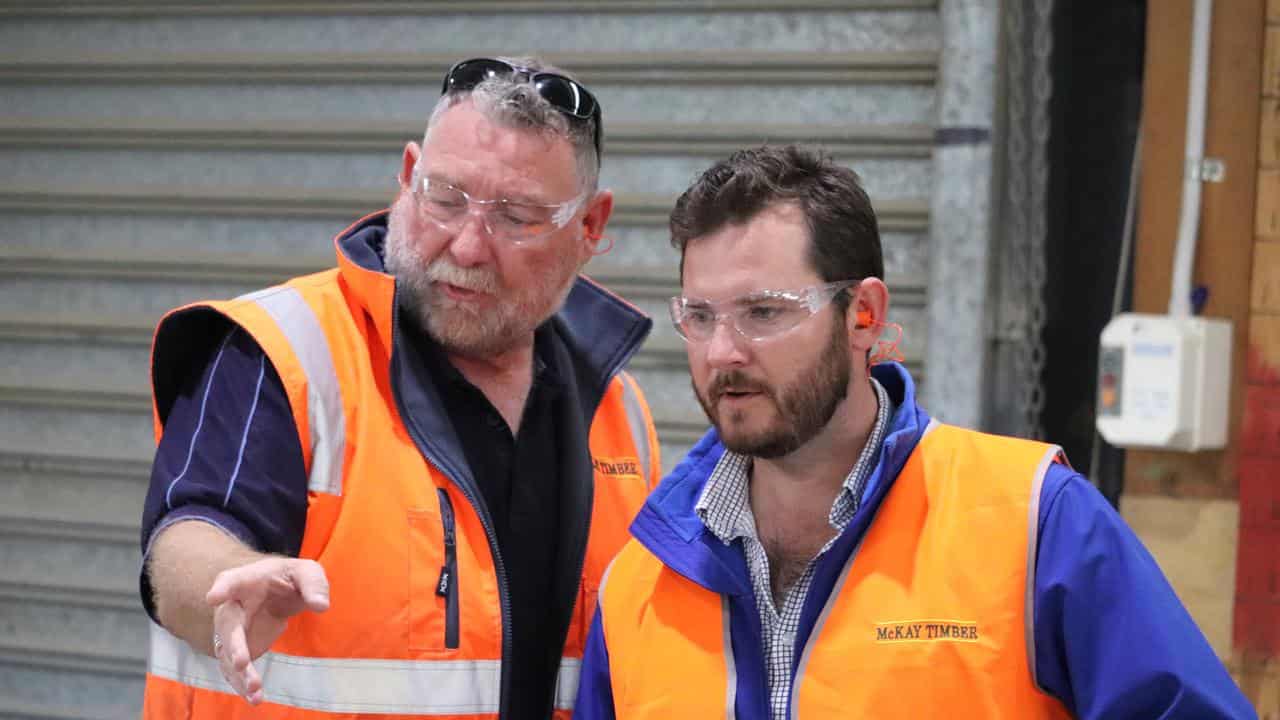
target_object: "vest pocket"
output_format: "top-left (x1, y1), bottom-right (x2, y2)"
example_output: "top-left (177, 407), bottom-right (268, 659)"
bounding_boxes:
top-left (437, 488), bottom-right (460, 650)
top-left (407, 490), bottom-right (461, 653)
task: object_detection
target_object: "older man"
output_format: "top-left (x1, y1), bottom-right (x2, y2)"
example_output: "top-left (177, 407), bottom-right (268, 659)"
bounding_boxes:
top-left (575, 145), bottom-right (1254, 719)
top-left (139, 57), bottom-right (660, 719)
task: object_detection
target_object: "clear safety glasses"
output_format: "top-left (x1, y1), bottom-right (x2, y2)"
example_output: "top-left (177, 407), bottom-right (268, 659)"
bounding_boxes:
top-left (410, 176), bottom-right (588, 244)
top-left (669, 280), bottom-right (860, 343)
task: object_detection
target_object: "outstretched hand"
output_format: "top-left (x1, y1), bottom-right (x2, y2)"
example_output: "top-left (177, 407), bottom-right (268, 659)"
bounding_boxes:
top-left (205, 557), bottom-right (330, 705)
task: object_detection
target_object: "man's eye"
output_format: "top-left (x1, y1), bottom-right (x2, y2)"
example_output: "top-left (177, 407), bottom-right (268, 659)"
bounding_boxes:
top-left (500, 209), bottom-right (542, 227)
top-left (746, 304), bottom-right (787, 321)
top-left (685, 308), bottom-right (715, 325)
top-left (425, 193), bottom-right (465, 209)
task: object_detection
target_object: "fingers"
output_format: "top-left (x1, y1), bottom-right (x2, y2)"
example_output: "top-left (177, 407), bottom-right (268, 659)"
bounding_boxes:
top-left (213, 601), bottom-right (264, 704)
top-left (203, 557), bottom-right (330, 706)
top-left (229, 619), bottom-right (265, 705)
top-left (286, 559), bottom-right (331, 613)
top-left (206, 558), bottom-right (330, 614)
top-left (205, 562), bottom-right (254, 607)
top-left (206, 557), bottom-right (285, 606)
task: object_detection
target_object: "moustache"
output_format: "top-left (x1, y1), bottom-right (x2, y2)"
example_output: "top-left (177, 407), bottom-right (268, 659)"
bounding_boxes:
top-left (423, 258), bottom-right (499, 294)
top-left (708, 370), bottom-right (770, 402)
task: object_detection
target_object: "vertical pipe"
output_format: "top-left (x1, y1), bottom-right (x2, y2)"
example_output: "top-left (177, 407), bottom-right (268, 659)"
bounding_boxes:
top-left (1168, 0), bottom-right (1213, 317)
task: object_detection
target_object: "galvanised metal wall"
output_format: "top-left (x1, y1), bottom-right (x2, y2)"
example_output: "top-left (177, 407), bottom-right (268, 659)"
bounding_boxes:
top-left (0, 2), bottom-right (966, 716)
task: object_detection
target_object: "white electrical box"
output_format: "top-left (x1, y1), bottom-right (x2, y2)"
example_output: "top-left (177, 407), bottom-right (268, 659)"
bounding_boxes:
top-left (1095, 313), bottom-right (1232, 451)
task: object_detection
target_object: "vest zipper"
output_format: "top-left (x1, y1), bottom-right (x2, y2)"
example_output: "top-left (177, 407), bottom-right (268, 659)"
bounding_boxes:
top-left (437, 488), bottom-right (460, 650)
top-left (390, 301), bottom-right (513, 715)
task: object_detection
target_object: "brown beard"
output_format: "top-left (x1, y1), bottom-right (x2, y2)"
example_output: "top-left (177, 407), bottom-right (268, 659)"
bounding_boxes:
top-left (694, 314), bottom-right (851, 459)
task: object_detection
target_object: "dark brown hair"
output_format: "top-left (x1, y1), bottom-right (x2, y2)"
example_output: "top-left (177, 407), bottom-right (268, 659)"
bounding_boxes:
top-left (669, 145), bottom-right (883, 308)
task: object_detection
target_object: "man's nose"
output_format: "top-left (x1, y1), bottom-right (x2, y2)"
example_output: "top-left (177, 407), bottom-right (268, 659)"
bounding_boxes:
top-left (447, 210), bottom-right (495, 267)
top-left (703, 318), bottom-right (748, 368)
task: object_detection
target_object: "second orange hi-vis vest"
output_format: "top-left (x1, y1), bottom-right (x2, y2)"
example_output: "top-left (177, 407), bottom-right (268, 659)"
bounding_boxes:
top-left (598, 422), bottom-right (1071, 719)
top-left (141, 215), bottom-right (660, 719)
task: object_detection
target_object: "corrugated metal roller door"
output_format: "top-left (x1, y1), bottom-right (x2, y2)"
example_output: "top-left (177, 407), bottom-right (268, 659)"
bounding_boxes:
top-left (0, 2), bottom-right (938, 715)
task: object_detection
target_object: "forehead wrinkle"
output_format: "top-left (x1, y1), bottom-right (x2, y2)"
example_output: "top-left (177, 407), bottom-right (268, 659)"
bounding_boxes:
top-left (421, 102), bottom-right (578, 204)
top-left (682, 205), bottom-right (818, 300)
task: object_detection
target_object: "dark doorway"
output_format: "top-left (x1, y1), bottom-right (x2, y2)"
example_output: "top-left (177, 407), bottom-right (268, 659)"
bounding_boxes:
top-left (1042, 0), bottom-right (1147, 506)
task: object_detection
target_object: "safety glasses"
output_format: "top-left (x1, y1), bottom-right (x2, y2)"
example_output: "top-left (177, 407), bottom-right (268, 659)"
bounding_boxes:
top-left (670, 280), bottom-right (861, 343)
top-left (409, 176), bottom-right (587, 244)
top-left (442, 57), bottom-right (603, 160)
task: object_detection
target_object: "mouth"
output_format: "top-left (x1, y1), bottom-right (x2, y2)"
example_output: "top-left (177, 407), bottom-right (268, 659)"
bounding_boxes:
top-left (438, 282), bottom-right (487, 302)
top-left (716, 388), bottom-right (764, 405)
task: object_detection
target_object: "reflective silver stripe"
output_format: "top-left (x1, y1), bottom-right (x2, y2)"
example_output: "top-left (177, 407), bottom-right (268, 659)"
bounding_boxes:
top-left (553, 657), bottom-right (581, 711)
top-left (618, 372), bottom-right (652, 483)
top-left (588, 556), bottom-right (621, 708)
top-left (790, 529), bottom-right (867, 720)
top-left (597, 555), bottom-right (618, 610)
top-left (239, 286), bottom-right (345, 496)
top-left (790, 422), bottom-right (938, 716)
top-left (721, 595), bottom-right (736, 720)
top-left (1025, 444), bottom-right (1063, 691)
top-left (148, 622), bottom-right (501, 714)
top-left (921, 417), bottom-right (942, 440)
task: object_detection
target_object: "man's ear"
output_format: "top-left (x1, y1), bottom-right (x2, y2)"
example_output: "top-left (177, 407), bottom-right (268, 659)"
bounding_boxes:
top-left (581, 189), bottom-right (615, 255)
top-left (847, 277), bottom-right (891, 350)
top-left (398, 142), bottom-right (421, 189)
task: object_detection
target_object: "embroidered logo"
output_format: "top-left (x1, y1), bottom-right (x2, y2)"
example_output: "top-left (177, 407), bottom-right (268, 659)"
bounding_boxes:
top-left (592, 456), bottom-right (641, 480)
top-left (874, 620), bottom-right (980, 643)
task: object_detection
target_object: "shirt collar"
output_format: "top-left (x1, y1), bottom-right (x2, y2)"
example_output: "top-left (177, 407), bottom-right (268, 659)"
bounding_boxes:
top-left (694, 376), bottom-right (892, 545)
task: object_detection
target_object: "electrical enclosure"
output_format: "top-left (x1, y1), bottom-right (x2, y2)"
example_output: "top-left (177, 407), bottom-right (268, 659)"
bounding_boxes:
top-left (1095, 313), bottom-right (1232, 451)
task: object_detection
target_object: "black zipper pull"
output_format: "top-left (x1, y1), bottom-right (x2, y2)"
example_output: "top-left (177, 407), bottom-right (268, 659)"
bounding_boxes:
top-left (436, 566), bottom-right (451, 597)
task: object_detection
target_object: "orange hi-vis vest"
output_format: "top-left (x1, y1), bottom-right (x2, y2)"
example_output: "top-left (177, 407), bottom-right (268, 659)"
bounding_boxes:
top-left (598, 422), bottom-right (1072, 719)
top-left (142, 215), bottom-right (659, 719)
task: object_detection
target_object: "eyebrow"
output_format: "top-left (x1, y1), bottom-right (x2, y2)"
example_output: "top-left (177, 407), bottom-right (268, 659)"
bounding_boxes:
top-left (735, 289), bottom-right (802, 305)
top-left (423, 173), bottom-right (562, 206)
top-left (506, 185), bottom-right (578, 206)
top-left (423, 172), bottom-right (462, 190)
top-left (505, 192), bottom-right (557, 206)
top-left (683, 289), bottom-right (799, 307)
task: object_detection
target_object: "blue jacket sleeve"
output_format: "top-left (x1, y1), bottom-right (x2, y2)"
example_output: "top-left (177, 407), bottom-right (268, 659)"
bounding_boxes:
top-left (575, 606), bottom-right (618, 720)
top-left (1033, 464), bottom-right (1256, 719)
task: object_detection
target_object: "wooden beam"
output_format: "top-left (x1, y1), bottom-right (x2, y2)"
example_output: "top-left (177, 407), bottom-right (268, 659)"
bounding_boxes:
top-left (1248, 314), bottom-right (1280, 384)
top-left (1267, 26), bottom-right (1280, 97)
top-left (1259, 172), bottom-right (1280, 238)
top-left (1256, 242), bottom-right (1280, 311)
top-left (1127, 0), bottom-right (1265, 499)
top-left (1261, 99), bottom-right (1279, 167)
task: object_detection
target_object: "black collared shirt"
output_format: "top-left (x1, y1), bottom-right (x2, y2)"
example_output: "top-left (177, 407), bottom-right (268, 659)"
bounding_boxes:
top-left (408, 319), bottom-right (565, 720)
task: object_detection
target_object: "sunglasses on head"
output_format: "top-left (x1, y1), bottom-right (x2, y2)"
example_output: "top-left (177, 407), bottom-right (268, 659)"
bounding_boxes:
top-left (442, 57), bottom-right (603, 162)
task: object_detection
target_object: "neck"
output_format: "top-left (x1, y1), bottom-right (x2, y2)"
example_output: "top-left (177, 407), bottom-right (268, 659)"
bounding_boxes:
top-left (447, 337), bottom-right (536, 433)
top-left (750, 375), bottom-right (879, 521)
top-left (746, 374), bottom-right (881, 608)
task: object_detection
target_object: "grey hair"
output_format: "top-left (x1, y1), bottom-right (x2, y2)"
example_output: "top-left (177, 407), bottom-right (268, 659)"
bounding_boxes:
top-left (425, 55), bottom-right (600, 193)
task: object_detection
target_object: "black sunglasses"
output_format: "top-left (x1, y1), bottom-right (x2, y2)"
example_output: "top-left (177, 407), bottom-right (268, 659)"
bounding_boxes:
top-left (441, 57), bottom-right (602, 162)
